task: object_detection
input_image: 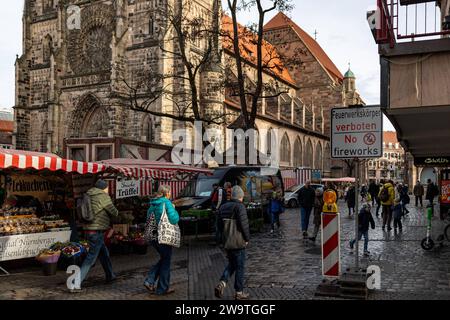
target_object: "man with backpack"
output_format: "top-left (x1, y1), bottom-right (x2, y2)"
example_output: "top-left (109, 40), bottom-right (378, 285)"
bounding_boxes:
top-left (77, 179), bottom-right (119, 289)
top-left (378, 180), bottom-right (395, 231)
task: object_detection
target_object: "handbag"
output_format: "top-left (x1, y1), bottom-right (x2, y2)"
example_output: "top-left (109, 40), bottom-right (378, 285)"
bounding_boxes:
top-left (222, 205), bottom-right (247, 250)
top-left (158, 204), bottom-right (181, 248)
top-left (144, 212), bottom-right (158, 243)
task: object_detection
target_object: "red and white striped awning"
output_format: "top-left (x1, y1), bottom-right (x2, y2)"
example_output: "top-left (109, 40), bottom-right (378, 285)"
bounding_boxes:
top-left (0, 149), bottom-right (106, 175)
top-left (101, 158), bottom-right (212, 180)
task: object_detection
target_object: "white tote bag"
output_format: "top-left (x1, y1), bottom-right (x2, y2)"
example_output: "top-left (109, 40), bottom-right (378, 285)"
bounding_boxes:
top-left (158, 204), bottom-right (181, 248)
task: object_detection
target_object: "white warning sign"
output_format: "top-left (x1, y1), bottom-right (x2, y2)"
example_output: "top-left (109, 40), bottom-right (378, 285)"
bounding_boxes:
top-left (331, 106), bottom-right (383, 159)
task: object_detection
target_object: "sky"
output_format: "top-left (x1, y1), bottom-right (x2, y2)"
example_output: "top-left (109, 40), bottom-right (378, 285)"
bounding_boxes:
top-left (0, 0), bottom-right (395, 131)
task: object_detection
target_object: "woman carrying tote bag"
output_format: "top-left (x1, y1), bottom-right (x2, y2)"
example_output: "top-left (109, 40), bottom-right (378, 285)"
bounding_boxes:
top-left (143, 185), bottom-right (180, 295)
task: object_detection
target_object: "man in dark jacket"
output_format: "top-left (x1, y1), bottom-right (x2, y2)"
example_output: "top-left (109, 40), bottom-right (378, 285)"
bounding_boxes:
top-left (426, 179), bottom-right (439, 216)
top-left (215, 186), bottom-right (250, 300)
top-left (78, 179), bottom-right (119, 289)
top-left (368, 181), bottom-right (380, 206)
top-left (298, 181), bottom-right (316, 238)
top-left (413, 180), bottom-right (424, 207)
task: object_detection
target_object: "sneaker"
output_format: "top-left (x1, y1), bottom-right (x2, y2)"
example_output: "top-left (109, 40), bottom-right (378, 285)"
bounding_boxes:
top-left (387, 226), bottom-right (392, 231)
top-left (215, 281), bottom-right (226, 299)
top-left (363, 251), bottom-right (370, 256)
top-left (308, 236), bottom-right (316, 242)
top-left (270, 229), bottom-right (274, 234)
top-left (235, 291), bottom-right (250, 300)
top-left (302, 231), bottom-right (308, 238)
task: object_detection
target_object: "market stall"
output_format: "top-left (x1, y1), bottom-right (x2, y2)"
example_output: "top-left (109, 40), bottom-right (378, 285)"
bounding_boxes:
top-left (0, 149), bottom-right (106, 274)
top-left (97, 159), bottom-right (213, 244)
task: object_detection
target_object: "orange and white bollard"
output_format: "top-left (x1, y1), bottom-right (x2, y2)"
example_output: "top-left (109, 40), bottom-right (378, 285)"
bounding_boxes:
top-left (321, 190), bottom-right (340, 278)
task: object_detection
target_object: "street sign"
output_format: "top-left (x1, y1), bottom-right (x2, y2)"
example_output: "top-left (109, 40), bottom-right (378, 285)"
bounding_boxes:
top-left (331, 106), bottom-right (383, 159)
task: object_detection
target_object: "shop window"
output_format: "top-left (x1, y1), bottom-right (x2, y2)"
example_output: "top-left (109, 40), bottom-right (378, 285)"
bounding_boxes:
top-left (70, 148), bottom-right (86, 162)
top-left (95, 146), bottom-right (112, 161)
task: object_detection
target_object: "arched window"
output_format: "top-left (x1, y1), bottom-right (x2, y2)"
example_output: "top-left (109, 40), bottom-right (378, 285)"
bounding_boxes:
top-left (83, 108), bottom-right (110, 138)
top-left (314, 142), bottom-right (323, 170)
top-left (142, 116), bottom-right (154, 142)
top-left (43, 35), bottom-right (52, 64)
top-left (280, 133), bottom-right (291, 164)
top-left (266, 127), bottom-right (273, 155)
top-left (305, 139), bottom-right (313, 168)
top-left (324, 143), bottom-right (331, 171)
top-left (149, 18), bottom-right (154, 35)
top-left (293, 137), bottom-right (303, 167)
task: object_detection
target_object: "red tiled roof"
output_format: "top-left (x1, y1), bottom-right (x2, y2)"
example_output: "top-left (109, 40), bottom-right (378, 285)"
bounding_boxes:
top-left (222, 15), bottom-right (297, 87)
top-left (383, 131), bottom-right (398, 144)
top-left (264, 12), bottom-right (344, 83)
top-left (0, 120), bottom-right (13, 132)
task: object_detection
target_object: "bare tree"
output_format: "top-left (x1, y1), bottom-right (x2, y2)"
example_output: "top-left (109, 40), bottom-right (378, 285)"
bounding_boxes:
top-left (116, 0), bottom-right (230, 126)
top-left (223, 0), bottom-right (297, 130)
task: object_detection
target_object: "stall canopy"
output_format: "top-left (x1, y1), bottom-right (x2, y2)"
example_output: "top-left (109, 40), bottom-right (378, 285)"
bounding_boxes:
top-left (0, 149), bottom-right (106, 174)
top-left (100, 158), bottom-right (212, 179)
top-left (322, 177), bottom-right (356, 183)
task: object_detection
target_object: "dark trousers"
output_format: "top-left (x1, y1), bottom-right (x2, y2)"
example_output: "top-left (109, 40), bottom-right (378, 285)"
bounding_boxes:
top-left (376, 200), bottom-right (381, 216)
top-left (270, 211), bottom-right (280, 230)
top-left (220, 249), bottom-right (246, 292)
top-left (415, 196), bottom-right (423, 207)
top-left (300, 207), bottom-right (313, 232)
top-left (382, 205), bottom-right (393, 228)
top-left (394, 217), bottom-right (403, 230)
top-left (80, 231), bottom-right (115, 284)
top-left (145, 241), bottom-right (173, 295)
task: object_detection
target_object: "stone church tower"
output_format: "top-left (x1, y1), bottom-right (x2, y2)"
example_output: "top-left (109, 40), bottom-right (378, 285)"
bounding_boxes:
top-left (14, 0), bottom-right (223, 161)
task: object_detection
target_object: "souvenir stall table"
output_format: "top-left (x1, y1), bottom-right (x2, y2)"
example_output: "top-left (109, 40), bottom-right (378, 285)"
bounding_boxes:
top-left (0, 149), bottom-right (106, 274)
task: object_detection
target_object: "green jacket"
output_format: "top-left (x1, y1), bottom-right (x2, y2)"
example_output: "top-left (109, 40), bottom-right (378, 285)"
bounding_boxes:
top-left (84, 187), bottom-right (119, 231)
top-left (379, 183), bottom-right (395, 206)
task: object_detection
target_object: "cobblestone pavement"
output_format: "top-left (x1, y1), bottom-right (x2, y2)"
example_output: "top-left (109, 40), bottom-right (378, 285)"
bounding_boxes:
top-left (1, 201), bottom-right (450, 300)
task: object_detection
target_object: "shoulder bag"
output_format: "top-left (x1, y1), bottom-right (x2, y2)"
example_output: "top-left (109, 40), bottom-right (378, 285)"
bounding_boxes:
top-left (158, 203), bottom-right (181, 248)
top-left (222, 205), bottom-right (247, 250)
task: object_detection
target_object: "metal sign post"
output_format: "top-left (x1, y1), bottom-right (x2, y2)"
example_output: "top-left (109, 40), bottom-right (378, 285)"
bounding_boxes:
top-left (354, 159), bottom-right (360, 269)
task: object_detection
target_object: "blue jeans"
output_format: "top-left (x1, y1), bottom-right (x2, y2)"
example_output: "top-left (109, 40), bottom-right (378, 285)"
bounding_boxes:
top-left (220, 249), bottom-right (245, 292)
top-left (350, 230), bottom-right (369, 252)
top-left (270, 211), bottom-right (280, 230)
top-left (80, 231), bottom-right (115, 284)
top-left (145, 241), bottom-right (173, 295)
top-left (300, 207), bottom-right (313, 232)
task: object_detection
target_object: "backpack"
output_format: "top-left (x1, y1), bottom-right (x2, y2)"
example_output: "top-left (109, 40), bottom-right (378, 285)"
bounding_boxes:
top-left (432, 184), bottom-right (440, 197)
top-left (76, 193), bottom-right (95, 223)
top-left (379, 186), bottom-right (390, 202)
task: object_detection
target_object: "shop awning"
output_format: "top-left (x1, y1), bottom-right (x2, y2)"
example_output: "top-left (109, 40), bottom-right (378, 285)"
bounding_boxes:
top-left (322, 177), bottom-right (356, 183)
top-left (100, 158), bottom-right (212, 180)
top-left (0, 149), bottom-right (106, 174)
top-left (386, 106), bottom-right (450, 158)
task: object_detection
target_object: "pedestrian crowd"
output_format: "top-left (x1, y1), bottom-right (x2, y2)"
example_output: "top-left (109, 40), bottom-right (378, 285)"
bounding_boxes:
top-left (70, 176), bottom-right (440, 300)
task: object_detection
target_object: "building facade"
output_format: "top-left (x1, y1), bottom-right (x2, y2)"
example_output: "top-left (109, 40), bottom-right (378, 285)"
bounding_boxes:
top-left (367, 131), bottom-right (417, 186)
top-left (14, 1), bottom-right (366, 175)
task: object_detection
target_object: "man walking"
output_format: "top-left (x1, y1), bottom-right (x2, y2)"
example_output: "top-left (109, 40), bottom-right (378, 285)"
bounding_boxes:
top-left (426, 179), bottom-right (439, 216)
top-left (368, 180), bottom-right (379, 207)
top-left (215, 186), bottom-right (250, 300)
top-left (78, 179), bottom-right (119, 289)
top-left (413, 180), bottom-right (424, 207)
top-left (379, 180), bottom-right (395, 231)
top-left (298, 181), bottom-right (316, 239)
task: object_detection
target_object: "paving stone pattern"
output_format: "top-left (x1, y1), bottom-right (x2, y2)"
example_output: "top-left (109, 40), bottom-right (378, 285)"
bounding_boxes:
top-left (1, 201), bottom-right (449, 300)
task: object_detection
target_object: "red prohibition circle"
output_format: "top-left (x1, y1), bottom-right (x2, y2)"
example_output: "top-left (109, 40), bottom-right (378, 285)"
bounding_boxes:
top-left (364, 133), bottom-right (376, 146)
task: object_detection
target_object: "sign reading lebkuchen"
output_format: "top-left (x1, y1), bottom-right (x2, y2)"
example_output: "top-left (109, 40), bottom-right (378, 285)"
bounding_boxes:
top-left (331, 106), bottom-right (383, 159)
top-left (7, 174), bottom-right (53, 202)
top-left (116, 178), bottom-right (140, 199)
